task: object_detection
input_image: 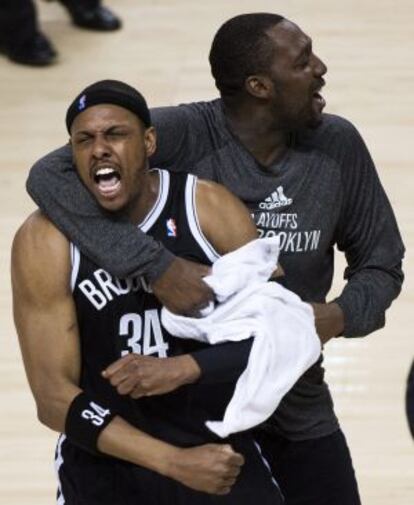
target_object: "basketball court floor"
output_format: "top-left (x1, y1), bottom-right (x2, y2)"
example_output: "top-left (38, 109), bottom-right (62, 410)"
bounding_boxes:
top-left (0, 1), bottom-right (413, 503)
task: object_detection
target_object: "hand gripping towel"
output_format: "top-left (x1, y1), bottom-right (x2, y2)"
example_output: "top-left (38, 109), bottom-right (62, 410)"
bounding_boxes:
top-left (161, 237), bottom-right (321, 438)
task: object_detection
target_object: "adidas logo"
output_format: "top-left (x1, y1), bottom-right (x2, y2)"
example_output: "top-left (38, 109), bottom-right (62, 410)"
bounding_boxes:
top-left (259, 186), bottom-right (292, 210)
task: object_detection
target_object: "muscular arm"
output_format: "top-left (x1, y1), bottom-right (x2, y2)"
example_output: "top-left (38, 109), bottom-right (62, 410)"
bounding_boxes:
top-left (11, 212), bottom-right (242, 494)
top-left (26, 145), bottom-right (173, 280)
top-left (25, 145), bottom-right (212, 314)
top-left (196, 179), bottom-right (258, 253)
top-left (24, 104), bottom-right (206, 283)
top-left (188, 180), bottom-right (259, 382)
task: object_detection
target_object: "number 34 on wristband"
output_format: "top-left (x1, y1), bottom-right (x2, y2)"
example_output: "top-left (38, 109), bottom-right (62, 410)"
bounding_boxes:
top-left (82, 401), bottom-right (111, 427)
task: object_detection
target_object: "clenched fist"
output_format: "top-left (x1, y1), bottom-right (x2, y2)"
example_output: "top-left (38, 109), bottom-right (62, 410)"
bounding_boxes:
top-left (168, 444), bottom-right (245, 495)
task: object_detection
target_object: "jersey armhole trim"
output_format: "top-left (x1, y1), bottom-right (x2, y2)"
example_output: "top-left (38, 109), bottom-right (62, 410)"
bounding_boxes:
top-left (185, 175), bottom-right (220, 263)
top-left (140, 169), bottom-right (170, 232)
top-left (70, 244), bottom-right (80, 293)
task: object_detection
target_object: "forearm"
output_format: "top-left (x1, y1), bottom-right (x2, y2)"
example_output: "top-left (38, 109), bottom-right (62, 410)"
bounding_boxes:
top-left (98, 416), bottom-right (176, 477)
top-left (53, 389), bottom-right (242, 494)
top-left (99, 416), bottom-right (246, 495)
top-left (35, 383), bottom-right (81, 432)
top-left (191, 304), bottom-right (341, 355)
top-left (26, 148), bottom-right (214, 314)
top-left (37, 384), bottom-right (177, 476)
top-left (310, 302), bottom-right (344, 344)
top-left (102, 340), bottom-right (254, 398)
top-left (333, 265), bottom-right (403, 337)
top-left (191, 339), bottom-right (253, 384)
top-left (26, 146), bottom-right (173, 280)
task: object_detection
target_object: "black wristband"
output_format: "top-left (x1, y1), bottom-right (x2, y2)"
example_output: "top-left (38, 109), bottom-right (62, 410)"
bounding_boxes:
top-left (65, 392), bottom-right (116, 454)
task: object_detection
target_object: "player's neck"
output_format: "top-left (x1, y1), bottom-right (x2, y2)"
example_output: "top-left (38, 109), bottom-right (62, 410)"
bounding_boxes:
top-left (223, 102), bottom-right (290, 167)
top-left (127, 170), bottom-right (160, 225)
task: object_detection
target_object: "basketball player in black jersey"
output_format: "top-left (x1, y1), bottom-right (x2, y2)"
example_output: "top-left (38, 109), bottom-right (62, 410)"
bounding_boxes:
top-left (12, 81), bottom-right (283, 504)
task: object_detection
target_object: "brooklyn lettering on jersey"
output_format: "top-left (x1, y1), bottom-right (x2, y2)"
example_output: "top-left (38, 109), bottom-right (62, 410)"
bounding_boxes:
top-left (256, 226), bottom-right (321, 253)
top-left (78, 268), bottom-right (152, 311)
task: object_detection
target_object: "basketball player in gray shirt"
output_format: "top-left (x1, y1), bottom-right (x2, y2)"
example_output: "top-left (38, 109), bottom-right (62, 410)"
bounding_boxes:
top-left (26, 13), bottom-right (404, 505)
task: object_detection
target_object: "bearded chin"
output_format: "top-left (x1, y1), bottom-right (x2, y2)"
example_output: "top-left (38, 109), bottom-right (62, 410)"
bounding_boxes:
top-left (273, 102), bottom-right (325, 133)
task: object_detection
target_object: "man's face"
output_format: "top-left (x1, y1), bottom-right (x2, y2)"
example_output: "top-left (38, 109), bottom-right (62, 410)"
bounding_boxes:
top-left (265, 20), bottom-right (327, 130)
top-left (71, 104), bottom-right (156, 213)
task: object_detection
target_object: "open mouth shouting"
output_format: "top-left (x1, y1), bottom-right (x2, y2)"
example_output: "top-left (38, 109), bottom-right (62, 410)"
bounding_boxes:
top-left (312, 90), bottom-right (326, 109)
top-left (93, 166), bottom-right (122, 198)
top-left (312, 79), bottom-right (326, 111)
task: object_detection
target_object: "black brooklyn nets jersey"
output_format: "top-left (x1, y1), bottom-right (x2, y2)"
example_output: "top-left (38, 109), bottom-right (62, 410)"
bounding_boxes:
top-left (71, 169), bottom-right (230, 446)
top-left (58, 170), bottom-right (283, 505)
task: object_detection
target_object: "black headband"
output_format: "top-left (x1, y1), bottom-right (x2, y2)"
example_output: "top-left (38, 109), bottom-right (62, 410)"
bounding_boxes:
top-left (65, 80), bottom-right (151, 133)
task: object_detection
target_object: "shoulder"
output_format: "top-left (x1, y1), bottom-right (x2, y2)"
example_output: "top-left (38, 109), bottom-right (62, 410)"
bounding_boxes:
top-left (297, 113), bottom-right (373, 176)
top-left (195, 179), bottom-right (257, 255)
top-left (299, 113), bottom-right (365, 150)
top-left (13, 210), bottom-right (68, 255)
top-left (314, 113), bottom-right (360, 135)
top-left (196, 178), bottom-right (248, 214)
top-left (151, 99), bottom-right (223, 130)
top-left (12, 211), bottom-right (71, 295)
top-left (319, 113), bottom-right (358, 132)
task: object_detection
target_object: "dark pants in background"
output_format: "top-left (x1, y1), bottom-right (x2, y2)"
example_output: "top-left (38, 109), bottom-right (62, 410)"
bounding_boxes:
top-left (255, 428), bottom-right (361, 505)
top-left (0, 0), bottom-right (100, 48)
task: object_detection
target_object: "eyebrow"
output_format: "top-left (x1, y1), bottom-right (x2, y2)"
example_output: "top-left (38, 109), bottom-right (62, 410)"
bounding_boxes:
top-left (73, 124), bottom-right (129, 137)
top-left (294, 38), bottom-right (312, 62)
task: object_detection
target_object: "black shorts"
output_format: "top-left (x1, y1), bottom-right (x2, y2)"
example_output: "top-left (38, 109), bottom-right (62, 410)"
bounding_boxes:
top-left (55, 434), bottom-right (284, 505)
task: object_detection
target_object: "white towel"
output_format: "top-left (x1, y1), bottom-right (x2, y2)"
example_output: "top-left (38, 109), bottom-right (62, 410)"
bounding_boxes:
top-left (161, 237), bottom-right (321, 438)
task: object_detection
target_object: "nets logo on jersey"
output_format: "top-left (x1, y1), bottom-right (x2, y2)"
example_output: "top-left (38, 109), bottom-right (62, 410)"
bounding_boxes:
top-left (166, 218), bottom-right (177, 237)
top-left (259, 186), bottom-right (292, 210)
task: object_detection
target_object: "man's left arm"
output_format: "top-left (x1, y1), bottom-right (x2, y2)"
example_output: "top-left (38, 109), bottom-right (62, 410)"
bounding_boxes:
top-left (330, 120), bottom-right (404, 338)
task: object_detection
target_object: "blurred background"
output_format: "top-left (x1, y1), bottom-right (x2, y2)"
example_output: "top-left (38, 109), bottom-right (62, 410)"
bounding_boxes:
top-left (0, 1), bottom-right (413, 503)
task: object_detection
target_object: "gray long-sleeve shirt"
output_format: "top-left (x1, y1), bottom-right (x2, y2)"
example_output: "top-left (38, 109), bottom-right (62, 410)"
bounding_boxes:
top-left (26, 99), bottom-right (404, 439)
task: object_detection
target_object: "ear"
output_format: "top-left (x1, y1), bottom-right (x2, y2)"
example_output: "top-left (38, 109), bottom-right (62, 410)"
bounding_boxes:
top-left (144, 127), bottom-right (157, 157)
top-left (245, 75), bottom-right (274, 99)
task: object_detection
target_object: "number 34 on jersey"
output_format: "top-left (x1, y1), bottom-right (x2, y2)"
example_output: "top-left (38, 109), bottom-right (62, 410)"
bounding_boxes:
top-left (119, 309), bottom-right (169, 358)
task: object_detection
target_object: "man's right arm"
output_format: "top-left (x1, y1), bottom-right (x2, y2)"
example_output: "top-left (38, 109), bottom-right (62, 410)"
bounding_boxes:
top-left (11, 212), bottom-right (243, 495)
top-left (25, 146), bottom-right (213, 314)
